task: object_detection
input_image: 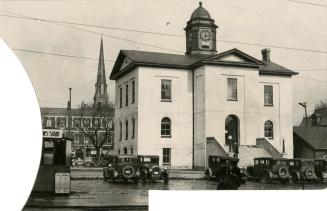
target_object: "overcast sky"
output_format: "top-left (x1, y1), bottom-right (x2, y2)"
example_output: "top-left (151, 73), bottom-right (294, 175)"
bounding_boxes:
top-left (0, 0), bottom-right (326, 125)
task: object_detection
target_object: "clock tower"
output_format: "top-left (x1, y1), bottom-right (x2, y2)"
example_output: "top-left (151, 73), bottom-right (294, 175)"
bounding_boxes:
top-left (185, 2), bottom-right (218, 55)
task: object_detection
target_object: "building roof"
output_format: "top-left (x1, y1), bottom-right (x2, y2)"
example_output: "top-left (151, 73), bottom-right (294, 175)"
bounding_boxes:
top-left (110, 48), bottom-right (298, 80)
top-left (40, 107), bottom-right (114, 117)
top-left (259, 61), bottom-right (296, 76)
top-left (293, 126), bottom-right (327, 149)
top-left (191, 2), bottom-right (211, 19)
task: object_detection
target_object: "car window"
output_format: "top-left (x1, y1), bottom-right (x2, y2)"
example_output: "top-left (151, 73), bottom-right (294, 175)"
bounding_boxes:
top-left (211, 157), bottom-right (215, 162)
top-left (254, 160), bottom-right (259, 165)
top-left (289, 161), bottom-right (294, 166)
top-left (259, 159), bottom-right (265, 165)
top-left (265, 160), bottom-right (270, 165)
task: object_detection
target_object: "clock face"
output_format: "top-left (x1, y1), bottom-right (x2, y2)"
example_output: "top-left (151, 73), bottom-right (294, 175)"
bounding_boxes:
top-left (200, 30), bottom-right (211, 41)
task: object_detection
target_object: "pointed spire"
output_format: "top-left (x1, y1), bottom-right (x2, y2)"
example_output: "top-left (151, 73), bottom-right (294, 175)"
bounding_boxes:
top-left (94, 37), bottom-right (109, 108)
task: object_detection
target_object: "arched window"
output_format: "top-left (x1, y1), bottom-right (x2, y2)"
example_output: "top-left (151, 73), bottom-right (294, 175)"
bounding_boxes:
top-left (264, 120), bottom-right (273, 139)
top-left (161, 117), bottom-right (171, 138)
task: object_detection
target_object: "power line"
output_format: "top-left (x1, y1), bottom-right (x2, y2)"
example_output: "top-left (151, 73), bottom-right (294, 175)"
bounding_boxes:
top-left (13, 48), bottom-right (116, 62)
top-left (286, 0), bottom-right (327, 8)
top-left (1, 10), bottom-right (327, 54)
top-left (297, 75), bottom-right (327, 83)
top-left (0, 10), bottom-right (183, 54)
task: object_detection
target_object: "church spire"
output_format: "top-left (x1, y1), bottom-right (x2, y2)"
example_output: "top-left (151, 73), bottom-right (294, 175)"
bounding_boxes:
top-left (93, 37), bottom-right (109, 108)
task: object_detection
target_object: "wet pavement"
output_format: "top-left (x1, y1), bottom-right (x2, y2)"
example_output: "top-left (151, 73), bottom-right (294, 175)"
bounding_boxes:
top-left (25, 179), bottom-right (327, 210)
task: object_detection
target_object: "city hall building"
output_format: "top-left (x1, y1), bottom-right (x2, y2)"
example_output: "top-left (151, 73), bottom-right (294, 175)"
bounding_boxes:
top-left (109, 3), bottom-right (297, 169)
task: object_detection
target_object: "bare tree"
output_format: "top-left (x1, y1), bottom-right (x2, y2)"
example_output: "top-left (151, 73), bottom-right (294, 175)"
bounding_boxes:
top-left (315, 101), bottom-right (327, 110)
top-left (75, 103), bottom-right (114, 164)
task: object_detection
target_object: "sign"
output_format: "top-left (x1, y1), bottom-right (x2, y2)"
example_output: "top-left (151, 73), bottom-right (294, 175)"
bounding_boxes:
top-left (43, 129), bottom-right (63, 138)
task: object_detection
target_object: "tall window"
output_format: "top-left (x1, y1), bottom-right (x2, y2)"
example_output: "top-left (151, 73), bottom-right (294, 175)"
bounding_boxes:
top-left (163, 148), bottom-right (171, 165)
top-left (132, 117), bottom-right (135, 139)
top-left (125, 120), bottom-right (128, 140)
top-left (264, 120), bottom-right (273, 139)
top-left (227, 78), bottom-right (237, 101)
top-left (264, 85), bottom-right (273, 106)
top-left (131, 80), bottom-right (135, 104)
top-left (130, 148), bottom-right (133, 155)
top-left (124, 147), bottom-right (127, 155)
top-left (161, 79), bottom-right (171, 101)
top-left (161, 117), bottom-right (171, 138)
top-left (119, 121), bottom-right (122, 141)
top-left (125, 84), bottom-right (129, 106)
top-left (119, 86), bottom-right (122, 108)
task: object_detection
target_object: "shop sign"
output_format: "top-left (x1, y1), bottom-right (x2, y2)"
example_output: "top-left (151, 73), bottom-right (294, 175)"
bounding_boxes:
top-left (43, 129), bottom-right (63, 138)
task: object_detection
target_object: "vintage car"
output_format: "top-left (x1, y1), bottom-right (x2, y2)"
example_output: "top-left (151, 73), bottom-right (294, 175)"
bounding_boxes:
top-left (205, 155), bottom-right (246, 184)
top-left (138, 155), bottom-right (169, 184)
top-left (246, 157), bottom-right (291, 183)
top-left (288, 158), bottom-right (316, 182)
top-left (103, 155), bottom-right (140, 183)
top-left (314, 159), bottom-right (327, 182)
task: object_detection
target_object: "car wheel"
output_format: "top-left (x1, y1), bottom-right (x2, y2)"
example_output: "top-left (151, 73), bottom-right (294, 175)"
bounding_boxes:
top-left (261, 172), bottom-right (271, 183)
top-left (122, 165), bottom-right (136, 179)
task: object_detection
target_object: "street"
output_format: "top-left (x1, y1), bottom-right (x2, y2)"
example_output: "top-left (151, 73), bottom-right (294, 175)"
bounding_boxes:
top-left (25, 178), bottom-right (327, 210)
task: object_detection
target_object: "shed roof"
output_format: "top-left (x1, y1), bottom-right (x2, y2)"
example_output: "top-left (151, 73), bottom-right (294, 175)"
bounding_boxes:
top-left (293, 126), bottom-right (327, 149)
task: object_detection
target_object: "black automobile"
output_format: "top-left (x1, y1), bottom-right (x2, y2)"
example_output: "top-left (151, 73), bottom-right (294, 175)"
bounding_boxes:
top-left (138, 155), bottom-right (169, 184)
top-left (288, 159), bottom-right (316, 183)
top-left (314, 159), bottom-right (327, 183)
top-left (247, 157), bottom-right (291, 183)
top-left (205, 155), bottom-right (246, 184)
top-left (103, 155), bottom-right (140, 183)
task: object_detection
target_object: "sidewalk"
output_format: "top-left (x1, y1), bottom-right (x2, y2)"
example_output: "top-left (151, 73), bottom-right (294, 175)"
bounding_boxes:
top-left (71, 168), bottom-right (206, 180)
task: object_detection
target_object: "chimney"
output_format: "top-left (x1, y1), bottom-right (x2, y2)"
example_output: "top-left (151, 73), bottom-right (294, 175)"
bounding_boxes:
top-left (261, 48), bottom-right (271, 62)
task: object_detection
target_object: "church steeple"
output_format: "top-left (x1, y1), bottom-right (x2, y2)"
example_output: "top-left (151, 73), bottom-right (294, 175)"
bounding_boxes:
top-left (93, 37), bottom-right (109, 108)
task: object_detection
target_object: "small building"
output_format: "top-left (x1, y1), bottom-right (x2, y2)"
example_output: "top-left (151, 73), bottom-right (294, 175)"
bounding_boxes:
top-left (293, 126), bottom-right (327, 159)
top-left (109, 3), bottom-right (297, 169)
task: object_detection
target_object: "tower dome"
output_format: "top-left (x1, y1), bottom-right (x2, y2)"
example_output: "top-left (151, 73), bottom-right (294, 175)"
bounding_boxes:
top-left (191, 2), bottom-right (211, 19)
top-left (185, 2), bottom-right (218, 55)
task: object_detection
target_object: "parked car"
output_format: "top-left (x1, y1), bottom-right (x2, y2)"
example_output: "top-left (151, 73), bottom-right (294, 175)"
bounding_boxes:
top-left (246, 157), bottom-right (291, 183)
top-left (83, 160), bottom-right (95, 167)
top-left (314, 159), bottom-right (327, 183)
top-left (138, 155), bottom-right (169, 184)
top-left (288, 158), bottom-right (316, 183)
top-left (205, 155), bottom-right (246, 184)
top-left (103, 155), bottom-right (140, 183)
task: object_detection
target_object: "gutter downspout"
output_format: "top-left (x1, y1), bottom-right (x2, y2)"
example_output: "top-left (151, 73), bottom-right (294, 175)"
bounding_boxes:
top-left (192, 69), bottom-right (195, 169)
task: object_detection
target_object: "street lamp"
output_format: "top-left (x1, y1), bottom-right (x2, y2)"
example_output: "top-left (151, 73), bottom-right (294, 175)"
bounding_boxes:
top-left (228, 135), bottom-right (232, 153)
top-left (298, 102), bottom-right (308, 127)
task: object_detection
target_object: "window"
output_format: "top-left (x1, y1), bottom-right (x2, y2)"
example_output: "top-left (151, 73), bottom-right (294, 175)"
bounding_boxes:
top-left (46, 119), bottom-right (52, 128)
top-left (119, 86), bottom-right (122, 108)
top-left (118, 149), bottom-right (121, 155)
top-left (124, 148), bottom-right (127, 155)
top-left (130, 148), bottom-right (133, 155)
top-left (227, 78), bottom-right (237, 101)
top-left (163, 148), bottom-right (171, 165)
top-left (125, 120), bottom-right (129, 140)
top-left (132, 117), bottom-right (135, 139)
top-left (264, 120), bottom-right (273, 139)
top-left (161, 79), bottom-right (171, 101)
top-left (161, 117), bottom-right (171, 138)
top-left (119, 121), bottom-right (122, 141)
top-left (131, 80), bottom-right (135, 104)
top-left (264, 85), bottom-right (273, 106)
top-left (125, 84), bottom-right (129, 106)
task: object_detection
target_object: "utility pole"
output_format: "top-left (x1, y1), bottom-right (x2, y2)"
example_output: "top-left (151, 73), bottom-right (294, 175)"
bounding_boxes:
top-left (67, 88), bottom-right (72, 138)
top-left (298, 102), bottom-right (308, 127)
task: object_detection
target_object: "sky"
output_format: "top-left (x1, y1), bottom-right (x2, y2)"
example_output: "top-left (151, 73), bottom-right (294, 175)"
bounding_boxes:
top-left (0, 0), bottom-right (326, 125)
